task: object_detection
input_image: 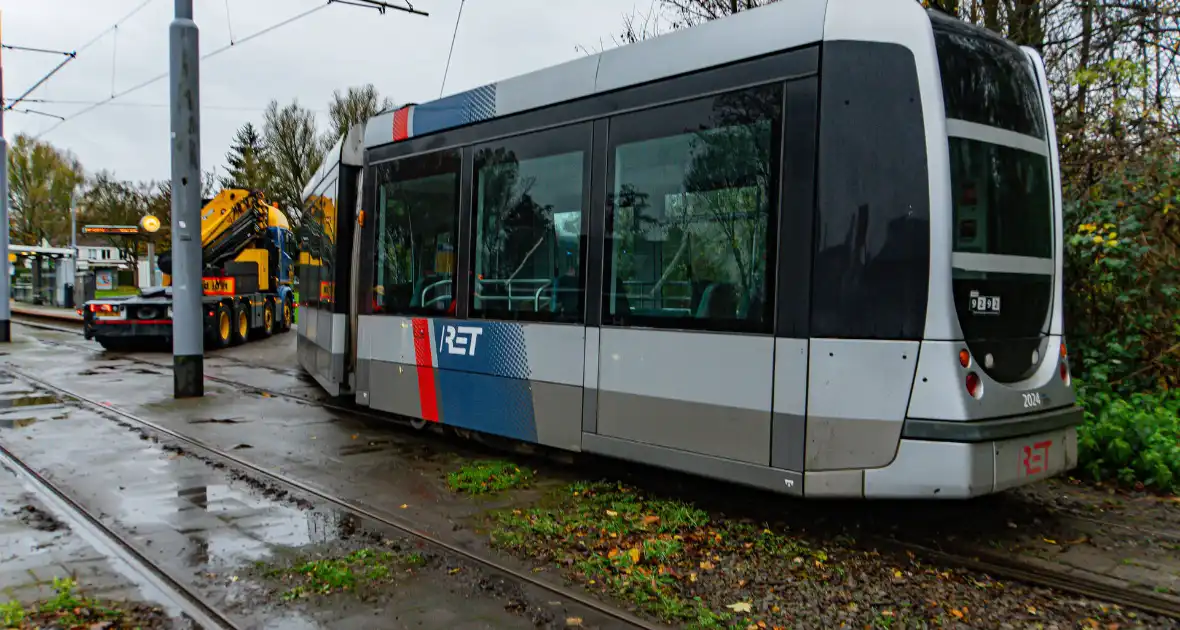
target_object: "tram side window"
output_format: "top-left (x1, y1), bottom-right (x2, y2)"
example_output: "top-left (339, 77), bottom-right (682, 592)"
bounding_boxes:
top-left (470, 124), bottom-right (589, 323)
top-left (299, 181), bottom-right (337, 309)
top-left (603, 83), bottom-right (781, 333)
top-left (373, 150), bottom-right (462, 315)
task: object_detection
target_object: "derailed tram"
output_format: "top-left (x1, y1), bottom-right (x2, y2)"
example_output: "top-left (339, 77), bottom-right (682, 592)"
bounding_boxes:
top-left (297, 0), bottom-right (1081, 499)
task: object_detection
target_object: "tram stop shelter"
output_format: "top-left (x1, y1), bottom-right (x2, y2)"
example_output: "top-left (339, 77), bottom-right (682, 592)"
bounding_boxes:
top-left (9, 242), bottom-right (77, 308)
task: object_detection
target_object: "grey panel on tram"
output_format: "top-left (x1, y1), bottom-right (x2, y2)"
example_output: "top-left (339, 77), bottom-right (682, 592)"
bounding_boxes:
top-left (582, 433), bottom-right (803, 497)
top-left (771, 339), bottom-right (808, 471)
top-left (596, 329), bottom-right (774, 466)
top-left (806, 339), bottom-right (919, 471)
top-left (581, 328), bottom-right (600, 434)
top-left (365, 359), bottom-right (425, 419)
top-left (531, 381), bottom-right (584, 452)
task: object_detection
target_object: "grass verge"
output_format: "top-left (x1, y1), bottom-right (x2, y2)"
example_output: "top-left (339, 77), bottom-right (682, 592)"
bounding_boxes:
top-left (257, 547), bottom-right (427, 602)
top-left (1, 576), bottom-right (166, 629)
top-left (446, 459), bottom-right (533, 495)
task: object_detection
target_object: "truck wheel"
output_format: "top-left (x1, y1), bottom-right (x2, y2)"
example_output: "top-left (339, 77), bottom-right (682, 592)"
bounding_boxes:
top-left (259, 298), bottom-right (276, 338)
top-left (209, 303), bottom-right (232, 350)
top-left (232, 301), bottom-right (250, 345)
top-left (279, 294), bottom-right (294, 332)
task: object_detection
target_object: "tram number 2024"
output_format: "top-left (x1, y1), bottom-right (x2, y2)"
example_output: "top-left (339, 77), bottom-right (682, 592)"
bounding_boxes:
top-left (1022, 392), bottom-right (1043, 408)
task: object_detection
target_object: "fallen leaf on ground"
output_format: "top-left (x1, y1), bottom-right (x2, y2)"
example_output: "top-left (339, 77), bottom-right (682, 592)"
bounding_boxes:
top-left (726, 602), bottom-right (752, 613)
top-left (628, 548), bottom-right (640, 563)
top-left (565, 618), bottom-right (583, 627)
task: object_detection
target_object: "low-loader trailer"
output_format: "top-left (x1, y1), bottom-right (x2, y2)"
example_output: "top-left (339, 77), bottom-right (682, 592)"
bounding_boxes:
top-left (81, 189), bottom-right (298, 351)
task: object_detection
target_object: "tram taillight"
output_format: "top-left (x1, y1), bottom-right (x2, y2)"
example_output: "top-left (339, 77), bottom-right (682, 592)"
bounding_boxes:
top-left (958, 349), bottom-right (971, 368)
top-left (965, 372), bottom-right (982, 399)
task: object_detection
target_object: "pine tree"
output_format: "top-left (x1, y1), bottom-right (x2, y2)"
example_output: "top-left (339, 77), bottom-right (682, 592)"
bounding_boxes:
top-left (219, 122), bottom-right (273, 194)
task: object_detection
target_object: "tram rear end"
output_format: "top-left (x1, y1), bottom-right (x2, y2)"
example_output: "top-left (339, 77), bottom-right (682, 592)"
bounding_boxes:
top-left (861, 10), bottom-right (1080, 498)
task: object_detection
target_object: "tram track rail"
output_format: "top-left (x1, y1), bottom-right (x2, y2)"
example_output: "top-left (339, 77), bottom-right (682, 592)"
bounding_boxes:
top-left (5, 318), bottom-right (670, 630)
top-left (0, 436), bottom-right (242, 630)
top-left (10, 313), bottom-right (1180, 623)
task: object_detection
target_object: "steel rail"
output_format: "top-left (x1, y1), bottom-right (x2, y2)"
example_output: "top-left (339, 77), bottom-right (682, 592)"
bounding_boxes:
top-left (0, 358), bottom-right (668, 630)
top-left (871, 536), bottom-right (1180, 620)
top-left (10, 314), bottom-right (1180, 622)
top-left (0, 441), bottom-right (242, 630)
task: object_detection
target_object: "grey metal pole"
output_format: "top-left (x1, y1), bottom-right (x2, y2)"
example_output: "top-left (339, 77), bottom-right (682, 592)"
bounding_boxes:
top-left (0, 13), bottom-right (11, 343)
top-left (69, 192), bottom-right (77, 292)
top-left (170, 0), bottom-right (202, 397)
top-left (146, 241), bottom-right (154, 288)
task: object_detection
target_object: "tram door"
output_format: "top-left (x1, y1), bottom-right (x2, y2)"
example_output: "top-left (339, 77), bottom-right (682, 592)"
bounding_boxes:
top-left (346, 171), bottom-right (364, 389)
top-left (586, 89), bottom-right (779, 473)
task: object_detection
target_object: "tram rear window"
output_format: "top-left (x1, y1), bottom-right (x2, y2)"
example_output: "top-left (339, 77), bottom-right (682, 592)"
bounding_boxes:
top-left (931, 15), bottom-right (1046, 139)
top-left (949, 138), bottom-right (1052, 258)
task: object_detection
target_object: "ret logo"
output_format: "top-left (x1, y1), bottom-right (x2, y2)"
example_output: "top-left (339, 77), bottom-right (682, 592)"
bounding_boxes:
top-left (440, 324), bottom-right (484, 356)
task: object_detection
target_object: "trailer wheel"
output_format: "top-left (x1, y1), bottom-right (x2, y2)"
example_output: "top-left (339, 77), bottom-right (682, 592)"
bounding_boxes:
top-left (259, 298), bottom-right (276, 338)
top-left (279, 294), bottom-right (294, 332)
top-left (209, 303), bottom-right (232, 349)
top-left (232, 301), bottom-right (250, 345)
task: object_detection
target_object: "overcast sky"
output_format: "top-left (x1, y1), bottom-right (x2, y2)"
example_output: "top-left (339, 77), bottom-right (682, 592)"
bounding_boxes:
top-left (1, 0), bottom-right (644, 184)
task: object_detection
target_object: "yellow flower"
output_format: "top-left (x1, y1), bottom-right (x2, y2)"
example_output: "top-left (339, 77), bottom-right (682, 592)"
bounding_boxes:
top-left (1092, 235), bottom-right (1103, 244)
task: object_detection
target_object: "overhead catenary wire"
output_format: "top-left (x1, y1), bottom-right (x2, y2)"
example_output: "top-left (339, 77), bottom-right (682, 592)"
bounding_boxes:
top-left (4, 53), bottom-right (77, 111)
top-left (5, 97), bottom-right (325, 113)
top-left (75, 0), bottom-right (157, 55)
top-left (439, 0), bottom-right (466, 98)
top-left (0, 44), bottom-right (74, 56)
top-left (224, 0), bottom-right (237, 45)
top-left (2, 0), bottom-right (155, 115)
top-left (34, 2), bottom-right (334, 140)
top-left (12, 108), bottom-right (65, 120)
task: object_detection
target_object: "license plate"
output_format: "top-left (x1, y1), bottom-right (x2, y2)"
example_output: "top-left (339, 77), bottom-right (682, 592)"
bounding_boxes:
top-left (96, 310), bottom-right (122, 318)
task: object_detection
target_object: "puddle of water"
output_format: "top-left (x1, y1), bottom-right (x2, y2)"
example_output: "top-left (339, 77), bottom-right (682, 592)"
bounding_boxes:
top-left (0, 392), bottom-right (68, 429)
top-left (0, 393), bottom-right (61, 409)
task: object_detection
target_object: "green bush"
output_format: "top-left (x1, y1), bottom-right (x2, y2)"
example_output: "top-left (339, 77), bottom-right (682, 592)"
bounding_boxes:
top-left (1063, 149), bottom-right (1180, 395)
top-left (1063, 145), bottom-right (1180, 493)
top-left (1076, 384), bottom-right (1180, 493)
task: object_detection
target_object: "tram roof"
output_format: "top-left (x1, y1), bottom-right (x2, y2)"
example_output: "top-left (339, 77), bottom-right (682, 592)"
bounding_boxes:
top-left (363, 0), bottom-right (851, 149)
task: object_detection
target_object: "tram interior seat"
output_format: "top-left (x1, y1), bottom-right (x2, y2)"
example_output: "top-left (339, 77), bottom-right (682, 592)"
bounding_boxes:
top-left (627, 281), bottom-right (749, 321)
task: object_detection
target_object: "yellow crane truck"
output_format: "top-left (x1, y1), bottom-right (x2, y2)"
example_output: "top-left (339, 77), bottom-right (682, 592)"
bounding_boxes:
top-left (80, 189), bottom-right (298, 352)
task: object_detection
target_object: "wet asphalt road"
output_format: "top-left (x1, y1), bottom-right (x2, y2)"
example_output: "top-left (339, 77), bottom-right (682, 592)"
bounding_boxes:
top-left (0, 328), bottom-right (628, 629)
